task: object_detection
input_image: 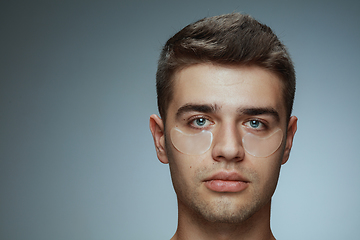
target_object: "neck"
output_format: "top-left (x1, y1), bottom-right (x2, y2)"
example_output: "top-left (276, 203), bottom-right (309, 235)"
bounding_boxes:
top-left (171, 199), bottom-right (275, 240)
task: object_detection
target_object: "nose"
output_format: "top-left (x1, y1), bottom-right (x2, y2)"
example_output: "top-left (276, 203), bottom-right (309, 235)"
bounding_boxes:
top-left (211, 123), bottom-right (245, 162)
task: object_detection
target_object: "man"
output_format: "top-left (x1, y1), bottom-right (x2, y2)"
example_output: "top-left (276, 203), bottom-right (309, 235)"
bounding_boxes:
top-left (149, 13), bottom-right (297, 240)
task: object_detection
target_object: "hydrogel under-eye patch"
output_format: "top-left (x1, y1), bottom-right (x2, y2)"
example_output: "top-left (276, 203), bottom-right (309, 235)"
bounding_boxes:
top-left (170, 127), bottom-right (283, 157)
top-left (170, 128), bottom-right (213, 155)
top-left (242, 128), bottom-right (283, 157)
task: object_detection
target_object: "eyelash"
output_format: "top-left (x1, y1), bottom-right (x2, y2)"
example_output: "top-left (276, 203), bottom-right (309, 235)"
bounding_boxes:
top-left (186, 116), bottom-right (269, 131)
top-left (187, 116), bottom-right (213, 129)
top-left (244, 119), bottom-right (268, 131)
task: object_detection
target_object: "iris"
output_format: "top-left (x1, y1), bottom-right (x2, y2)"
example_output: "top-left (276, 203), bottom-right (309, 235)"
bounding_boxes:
top-left (249, 120), bottom-right (260, 128)
top-left (195, 118), bottom-right (207, 127)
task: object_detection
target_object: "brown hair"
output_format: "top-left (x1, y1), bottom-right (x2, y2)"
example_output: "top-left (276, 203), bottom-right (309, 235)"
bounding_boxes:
top-left (156, 13), bottom-right (295, 123)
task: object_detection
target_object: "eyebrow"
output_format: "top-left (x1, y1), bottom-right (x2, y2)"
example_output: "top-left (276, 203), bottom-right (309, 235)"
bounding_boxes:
top-left (176, 104), bottom-right (219, 119)
top-left (176, 103), bottom-right (280, 122)
top-left (237, 107), bottom-right (280, 122)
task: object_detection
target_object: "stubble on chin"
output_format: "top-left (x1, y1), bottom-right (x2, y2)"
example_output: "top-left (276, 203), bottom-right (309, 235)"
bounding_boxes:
top-left (177, 165), bottom-right (267, 224)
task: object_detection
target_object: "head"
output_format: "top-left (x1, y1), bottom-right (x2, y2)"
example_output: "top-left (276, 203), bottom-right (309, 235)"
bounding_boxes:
top-left (156, 13), bottom-right (295, 125)
top-left (150, 13), bottom-right (297, 225)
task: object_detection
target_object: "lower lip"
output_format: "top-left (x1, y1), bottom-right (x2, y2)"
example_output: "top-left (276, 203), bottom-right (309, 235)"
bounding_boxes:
top-left (204, 180), bottom-right (248, 193)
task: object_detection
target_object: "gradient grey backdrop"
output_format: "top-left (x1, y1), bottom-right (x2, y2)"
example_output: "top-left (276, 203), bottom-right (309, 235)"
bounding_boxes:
top-left (1, 0), bottom-right (359, 239)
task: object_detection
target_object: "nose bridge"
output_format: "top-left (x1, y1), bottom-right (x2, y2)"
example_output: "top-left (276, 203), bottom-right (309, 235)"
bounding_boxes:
top-left (219, 122), bottom-right (242, 144)
top-left (212, 120), bottom-right (244, 161)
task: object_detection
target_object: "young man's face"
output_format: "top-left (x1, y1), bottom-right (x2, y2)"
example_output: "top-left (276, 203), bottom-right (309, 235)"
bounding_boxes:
top-left (150, 63), bottom-right (297, 223)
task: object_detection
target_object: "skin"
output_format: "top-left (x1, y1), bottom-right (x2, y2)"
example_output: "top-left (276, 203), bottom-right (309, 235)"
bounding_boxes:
top-left (150, 63), bottom-right (297, 240)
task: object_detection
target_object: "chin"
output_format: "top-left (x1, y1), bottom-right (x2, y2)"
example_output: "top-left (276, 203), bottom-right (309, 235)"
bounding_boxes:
top-left (191, 196), bottom-right (265, 224)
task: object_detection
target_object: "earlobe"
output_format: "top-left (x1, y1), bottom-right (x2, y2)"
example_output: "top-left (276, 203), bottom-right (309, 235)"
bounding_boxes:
top-left (281, 116), bottom-right (298, 165)
top-left (149, 114), bottom-right (169, 164)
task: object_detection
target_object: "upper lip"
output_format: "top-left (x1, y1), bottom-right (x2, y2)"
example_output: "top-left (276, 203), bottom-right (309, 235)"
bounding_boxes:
top-left (204, 171), bottom-right (249, 182)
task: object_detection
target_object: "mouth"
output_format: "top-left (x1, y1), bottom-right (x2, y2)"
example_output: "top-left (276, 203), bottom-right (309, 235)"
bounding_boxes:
top-left (204, 171), bottom-right (249, 193)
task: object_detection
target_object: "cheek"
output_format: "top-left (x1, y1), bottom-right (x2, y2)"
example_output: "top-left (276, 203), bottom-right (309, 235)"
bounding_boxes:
top-left (251, 153), bottom-right (283, 191)
top-left (169, 153), bottom-right (207, 183)
top-left (167, 155), bottom-right (207, 204)
top-left (246, 162), bottom-right (281, 206)
top-left (165, 137), bottom-right (207, 191)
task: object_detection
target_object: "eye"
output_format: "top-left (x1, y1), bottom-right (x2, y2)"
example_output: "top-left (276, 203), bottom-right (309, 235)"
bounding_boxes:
top-left (245, 120), bottom-right (266, 130)
top-left (190, 117), bottom-right (212, 129)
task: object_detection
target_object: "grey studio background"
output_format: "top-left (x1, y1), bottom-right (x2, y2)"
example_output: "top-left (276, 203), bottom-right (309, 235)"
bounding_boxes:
top-left (1, 0), bottom-right (359, 239)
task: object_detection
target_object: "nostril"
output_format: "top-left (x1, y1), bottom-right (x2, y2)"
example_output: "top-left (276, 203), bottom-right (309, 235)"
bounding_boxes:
top-left (211, 134), bottom-right (245, 162)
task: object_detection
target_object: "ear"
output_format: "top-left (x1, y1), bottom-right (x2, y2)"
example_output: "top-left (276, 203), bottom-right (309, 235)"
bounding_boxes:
top-left (281, 116), bottom-right (298, 165)
top-left (149, 114), bottom-right (169, 164)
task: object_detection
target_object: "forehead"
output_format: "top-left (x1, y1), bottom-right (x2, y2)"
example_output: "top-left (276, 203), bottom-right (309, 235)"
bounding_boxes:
top-left (168, 63), bottom-right (286, 120)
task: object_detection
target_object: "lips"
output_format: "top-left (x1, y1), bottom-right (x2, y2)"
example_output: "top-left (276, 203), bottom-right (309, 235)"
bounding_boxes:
top-left (204, 172), bottom-right (249, 193)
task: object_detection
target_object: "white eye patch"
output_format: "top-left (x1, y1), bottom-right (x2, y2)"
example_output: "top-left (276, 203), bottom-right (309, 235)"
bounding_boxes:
top-left (170, 127), bottom-right (283, 158)
top-left (170, 128), bottom-right (213, 155)
top-left (242, 128), bottom-right (283, 157)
